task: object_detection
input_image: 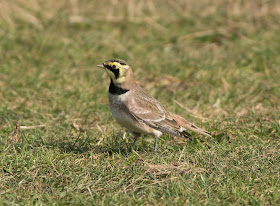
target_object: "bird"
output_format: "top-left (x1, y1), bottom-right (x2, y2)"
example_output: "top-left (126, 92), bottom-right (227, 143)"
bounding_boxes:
top-left (97, 59), bottom-right (212, 153)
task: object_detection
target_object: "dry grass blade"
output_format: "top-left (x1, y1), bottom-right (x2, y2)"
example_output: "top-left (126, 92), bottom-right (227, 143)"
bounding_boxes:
top-left (96, 124), bottom-right (106, 145)
top-left (174, 100), bottom-right (209, 121)
top-left (71, 122), bottom-right (85, 133)
top-left (11, 120), bottom-right (21, 143)
top-left (20, 125), bottom-right (46, 129)
top-left (5, 120), bottom-right (21, 151)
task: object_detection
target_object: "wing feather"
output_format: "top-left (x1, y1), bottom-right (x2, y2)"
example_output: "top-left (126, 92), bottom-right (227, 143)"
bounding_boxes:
top-left (128, 88), bottom-right (185, 136)
top-left (127, 86), bottom-right (211, 139)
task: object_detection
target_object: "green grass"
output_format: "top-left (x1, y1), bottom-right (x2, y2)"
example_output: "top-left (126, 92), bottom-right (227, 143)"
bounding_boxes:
top-left (1, 0), bottom-right (280, 205)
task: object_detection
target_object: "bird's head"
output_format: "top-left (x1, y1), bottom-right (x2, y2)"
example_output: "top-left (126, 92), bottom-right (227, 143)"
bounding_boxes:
top-left (97, 59), bottom-right (131, 85)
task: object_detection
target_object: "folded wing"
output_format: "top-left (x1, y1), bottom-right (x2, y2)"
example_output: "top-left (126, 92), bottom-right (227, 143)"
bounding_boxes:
top-left (127, 87), bottom-right (211, 139)
top-left (127, 90), bottom-right (190, 139)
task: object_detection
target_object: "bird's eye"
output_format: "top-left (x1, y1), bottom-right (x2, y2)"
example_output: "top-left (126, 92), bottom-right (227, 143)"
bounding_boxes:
top-left (112, 65), bottom-right (116, 69)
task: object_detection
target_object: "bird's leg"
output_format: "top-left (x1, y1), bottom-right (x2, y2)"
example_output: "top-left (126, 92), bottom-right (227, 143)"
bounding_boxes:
top-left (154, 136), bottom-right (159, 153)
top-left (132, 136), bottom-right (139, 148)
top-left (131, 132), bottom-right (141, 151)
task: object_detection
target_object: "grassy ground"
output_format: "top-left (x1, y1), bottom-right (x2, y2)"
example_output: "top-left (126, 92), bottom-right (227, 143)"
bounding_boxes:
top-left (1, 0), bottom-right (280, 205)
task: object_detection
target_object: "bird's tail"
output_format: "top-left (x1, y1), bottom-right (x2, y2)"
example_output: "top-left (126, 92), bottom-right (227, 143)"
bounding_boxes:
top-left (171, 113), bottom-right (212, 138)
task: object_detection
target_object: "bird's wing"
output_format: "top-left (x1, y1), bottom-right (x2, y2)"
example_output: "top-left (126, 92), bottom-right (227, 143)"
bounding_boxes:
top-left (127, 86), bottom-right (211, 138)
top-left (127, 88), bottom-right (190, 137)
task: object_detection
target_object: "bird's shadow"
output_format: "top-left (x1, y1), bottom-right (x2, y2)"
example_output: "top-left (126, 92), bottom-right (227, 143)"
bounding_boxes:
top-left (35, 132), bottom-right (135, 156)
top-left (57, 141), bottom-right (133, 155)
top-left (30, 130), bottom-right (226, 155)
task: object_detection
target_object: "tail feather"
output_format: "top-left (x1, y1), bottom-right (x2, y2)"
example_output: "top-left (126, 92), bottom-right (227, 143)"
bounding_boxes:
top-left (181, 130), bottom-right (192, 140)
top-left (171, 113), bottom-right (212, 138)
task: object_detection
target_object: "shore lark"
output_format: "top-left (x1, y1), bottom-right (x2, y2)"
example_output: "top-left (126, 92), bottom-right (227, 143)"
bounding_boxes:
top-left (97, 59), bottom-right (211, 153)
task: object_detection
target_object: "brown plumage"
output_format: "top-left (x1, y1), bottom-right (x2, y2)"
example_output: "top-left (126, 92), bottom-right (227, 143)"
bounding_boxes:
top-left (97, 59), bottom-right (212, 153)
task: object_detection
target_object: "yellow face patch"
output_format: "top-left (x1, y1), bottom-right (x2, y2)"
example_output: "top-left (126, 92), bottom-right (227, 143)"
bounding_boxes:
top-left (103, 62), bottom-right (128, 84)
top-left (105, 62), bottom-right (121, 68)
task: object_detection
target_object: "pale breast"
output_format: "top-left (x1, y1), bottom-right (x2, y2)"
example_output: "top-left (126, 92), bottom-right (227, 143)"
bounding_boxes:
top-left (108, 92), bottom-right (157, 135)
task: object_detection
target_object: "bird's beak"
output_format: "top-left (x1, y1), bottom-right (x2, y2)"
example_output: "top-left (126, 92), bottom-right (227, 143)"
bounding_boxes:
top-left (96, 64), bottom-right (105, 69)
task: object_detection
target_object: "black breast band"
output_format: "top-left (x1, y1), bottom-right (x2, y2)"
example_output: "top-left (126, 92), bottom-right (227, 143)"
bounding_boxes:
top-left (109, 80), bottom-right (129, 95)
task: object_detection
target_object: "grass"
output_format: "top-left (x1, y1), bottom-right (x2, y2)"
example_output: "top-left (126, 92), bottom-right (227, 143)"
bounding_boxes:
top-left (0, 0), bottom-right (280, 205)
